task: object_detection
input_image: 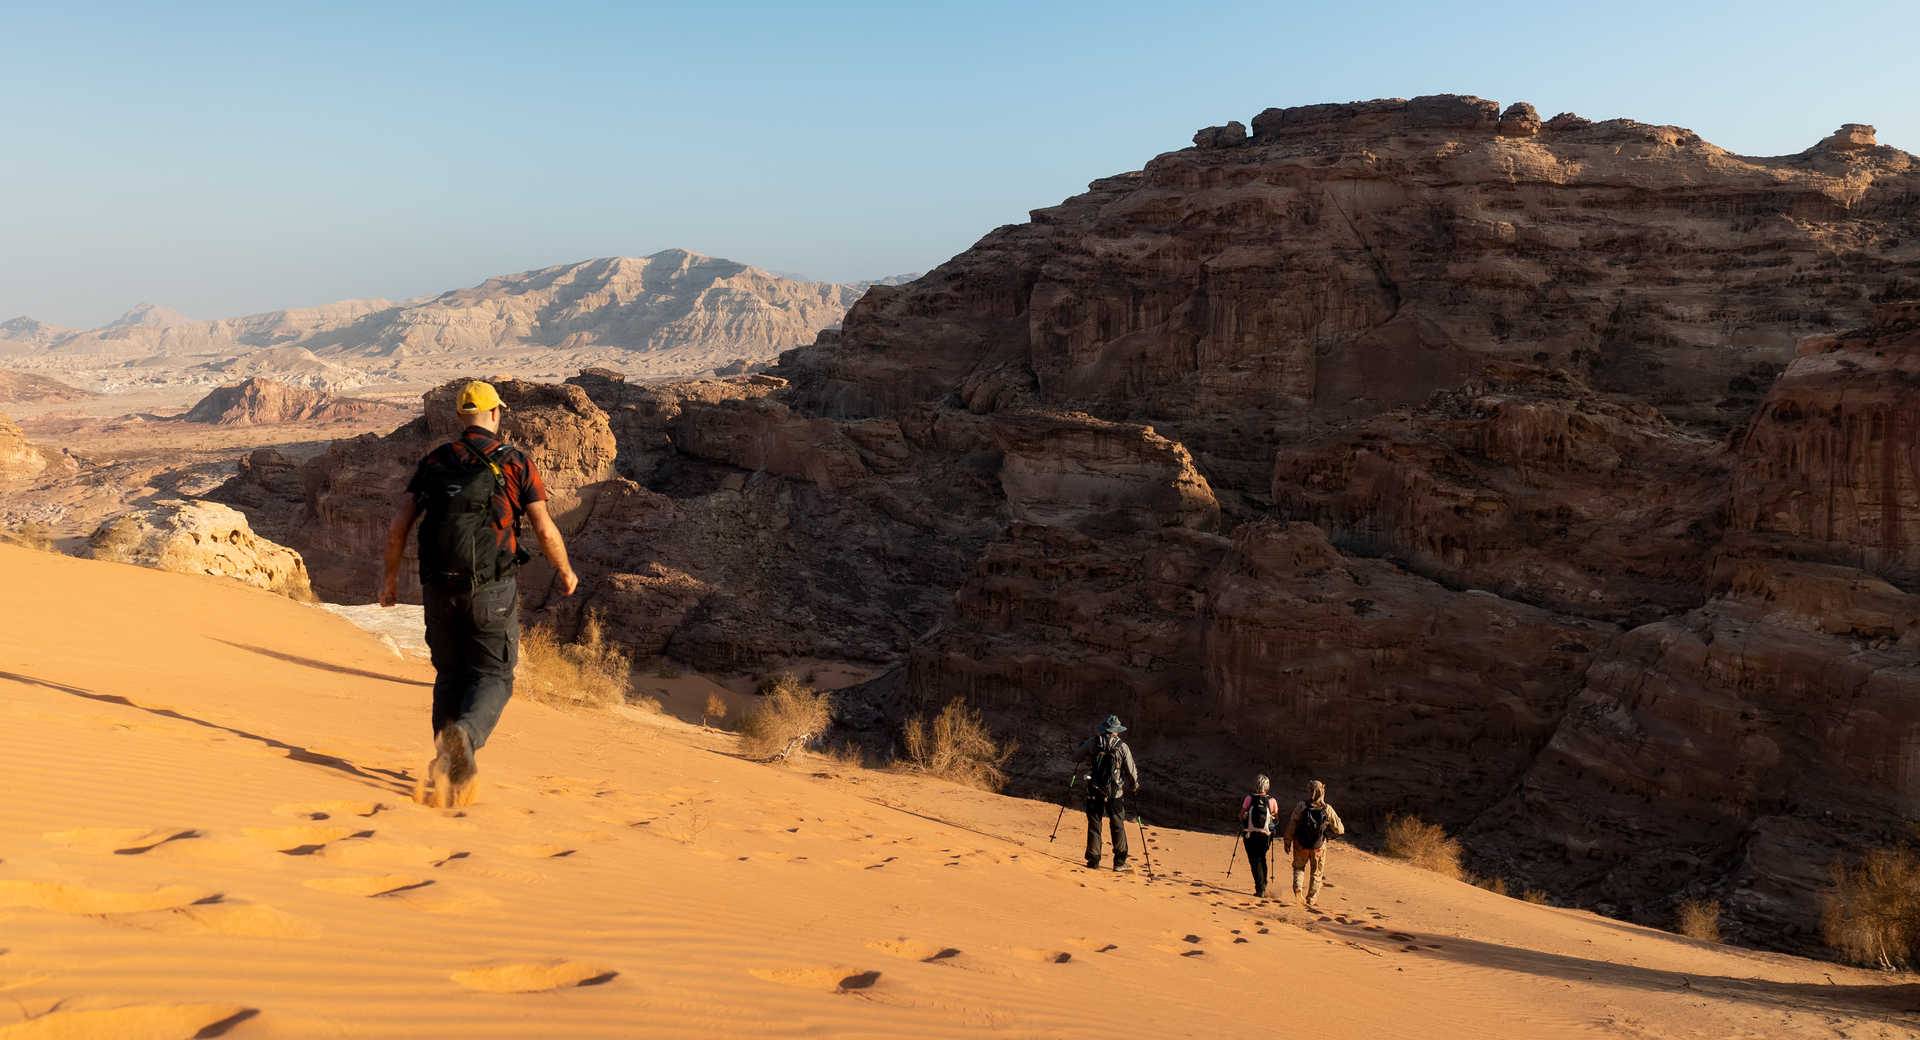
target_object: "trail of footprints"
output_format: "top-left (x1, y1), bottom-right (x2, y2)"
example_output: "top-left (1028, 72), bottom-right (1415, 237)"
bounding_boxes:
top-left (9, 779), bottom-right (1463, 1032)
top-left (4, 794), bottom-right (626, 1034)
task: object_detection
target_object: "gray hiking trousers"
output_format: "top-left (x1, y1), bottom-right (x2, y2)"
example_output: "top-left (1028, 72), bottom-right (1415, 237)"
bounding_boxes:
top-left (1085, 796), bottom-right (1129, 866)
top-left (424, 577), bottom-right (519, 749)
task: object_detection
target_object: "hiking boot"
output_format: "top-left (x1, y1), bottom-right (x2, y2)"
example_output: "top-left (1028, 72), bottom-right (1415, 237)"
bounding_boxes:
top-left (437, 724), bottom-right (476, 786)
top-left (1113, 860), bottom-right (1131, 873)
top-left (1086, 858), bottom-right (1102, 870)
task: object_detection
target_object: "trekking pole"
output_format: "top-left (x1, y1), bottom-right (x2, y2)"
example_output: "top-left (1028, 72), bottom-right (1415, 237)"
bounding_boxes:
top-left (1048, 774), bottom-right (1079, 842)
top-left (1135, 813), bottom-right (1154, 881)
top-left (1227, 829), bottom-right (1239, 878)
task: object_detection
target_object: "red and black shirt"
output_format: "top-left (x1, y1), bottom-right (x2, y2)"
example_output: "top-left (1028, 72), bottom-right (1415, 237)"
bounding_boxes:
top-left (406, 426), bottom-right (548, 556)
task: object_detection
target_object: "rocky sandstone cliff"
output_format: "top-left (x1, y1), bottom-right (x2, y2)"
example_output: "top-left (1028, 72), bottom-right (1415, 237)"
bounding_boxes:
top-left (214, 97), bottom-right (1920, 956)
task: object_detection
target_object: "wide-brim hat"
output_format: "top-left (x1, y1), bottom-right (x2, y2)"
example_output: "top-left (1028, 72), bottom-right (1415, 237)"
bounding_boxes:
top-left (1101, 714), bottom-right (1126, 733)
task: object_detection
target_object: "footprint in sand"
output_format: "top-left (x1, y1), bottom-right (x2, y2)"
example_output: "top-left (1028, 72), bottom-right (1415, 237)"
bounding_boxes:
top-left (42, 827), bottom-right (201, 856)
top-left (273, 800), bottom-right (388, 821)
top-left (304, 875), bottom-right (436, 897)
top-left (750, 967), bottom-right (883, 993)
top-left (243, 824), bottom-right (375, 856)
top-left (505, 844), bottom-right (577, 859)
top-left (866, 939), bottom-right (960, 962)
top-left (0, 1004), bottom-right (257, 1039)
top-left (451, 960), bottom-right (618, 993)
top-left (1009, 948), bottom-right (1074, 964)
top-left (0, 880), bottom-right (214, 915)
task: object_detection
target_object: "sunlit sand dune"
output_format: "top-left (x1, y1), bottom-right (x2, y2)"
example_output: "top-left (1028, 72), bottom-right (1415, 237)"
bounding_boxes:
top-left (0, 544), bottom-right (1913, 1038)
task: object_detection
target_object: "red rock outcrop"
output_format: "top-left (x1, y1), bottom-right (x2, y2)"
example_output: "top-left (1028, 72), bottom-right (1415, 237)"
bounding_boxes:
top-left (183, 377), bottom-right (402, 426)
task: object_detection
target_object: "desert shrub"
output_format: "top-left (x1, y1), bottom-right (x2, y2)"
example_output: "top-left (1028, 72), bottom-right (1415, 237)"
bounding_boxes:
top-left (1382, 814), bottom-right (1464, 880)
top-left (901, 697), bottom-right (1014, 792)
top-left (1474, 876), bottom-right (1510, 897)
top-left (517, 612), bottom-right (635, 710)
top-left (739, 673), bottom-right (832, 761)
top-left (0, 522), bottom-right (57, 553)
top-left (1823, 846), bottom-right (1920, 969)
top-left (1521, 888), bottom-right (1551, 905)
top-left (824, 741), bottom-right (868, 771)
top-left (701, 692), bottom-right (729, 729)
top-left (1675, 898), bottom-right (1722, 942)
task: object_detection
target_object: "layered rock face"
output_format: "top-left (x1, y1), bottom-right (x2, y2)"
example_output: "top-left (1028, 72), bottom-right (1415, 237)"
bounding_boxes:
top-left (183, 377), bottom-right (403, 426)
top-left (81, 500), bottom-right (312, 599)
top-left (1731, 304), bottom-right (1920, 584)
top-left (212, 96), bottom-right (1920, 956)
top-left (1468, 308), bottom-right (1920, 947)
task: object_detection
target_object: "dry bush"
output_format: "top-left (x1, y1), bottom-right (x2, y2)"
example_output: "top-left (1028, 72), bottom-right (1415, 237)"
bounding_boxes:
top-left (517, 612), bottom-right (637, 710)
top-left (701, 692), bottom-right (729, 729)
top-left (1382, 814), bottom-right (1464, 880)
top-left (0, 523), bottom-right (57, 553)
top-left (1675, 898), bottom-right (1723, 942)
top-left (1824, 847), bottom-right (1920, 969)
top-left (1521, 888), bottom-right (1551, 905)
top-left (739, 673), bottom-right (832, 761)
top-left (1474, 876), bottom-right (1510, 897)
top-left (901, 697), bottom-right (1014, 792)
top-left (824, 741), bottom-right (867, 771)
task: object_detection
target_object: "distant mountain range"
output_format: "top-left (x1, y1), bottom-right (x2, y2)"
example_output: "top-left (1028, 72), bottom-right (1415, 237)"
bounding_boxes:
top-left (0, 250), bottom-right (908, 379)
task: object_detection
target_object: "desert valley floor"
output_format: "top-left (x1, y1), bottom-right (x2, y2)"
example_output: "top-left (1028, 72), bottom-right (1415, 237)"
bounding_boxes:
top-left (0, 544), bottom-right (1914, 1039)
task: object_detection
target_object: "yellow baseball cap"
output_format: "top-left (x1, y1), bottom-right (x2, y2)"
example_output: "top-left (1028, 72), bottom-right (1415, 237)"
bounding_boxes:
top-left (456, 380), bottom-right (505, 414)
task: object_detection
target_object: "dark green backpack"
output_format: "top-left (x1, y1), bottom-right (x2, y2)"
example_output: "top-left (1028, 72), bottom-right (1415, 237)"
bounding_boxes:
top-left (415, 441), bottom-right (515, 587)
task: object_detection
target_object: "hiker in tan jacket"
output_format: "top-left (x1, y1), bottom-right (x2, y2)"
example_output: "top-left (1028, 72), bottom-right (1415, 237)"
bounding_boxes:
top-left (1283, 779), bottom-right (1345, 906)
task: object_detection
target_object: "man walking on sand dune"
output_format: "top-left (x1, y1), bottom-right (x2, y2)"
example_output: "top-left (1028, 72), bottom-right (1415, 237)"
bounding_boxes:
top-left (1284, 778), bottom-right (1345, 907)
top-left (1074, 714), bottom-right (1141, 871)
top-left (380, 380), bottom-right (578, 807)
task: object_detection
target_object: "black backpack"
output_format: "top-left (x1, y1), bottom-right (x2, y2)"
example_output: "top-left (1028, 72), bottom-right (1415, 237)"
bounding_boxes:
top-left (1245, 794), bottom-right (1273, 835)
top-left (415, 441), bottom-right (518, 586)
top-left (1090, 737), bottom-right (1125, 800)
top-left (1294, 804), bottom-right (1328, 849)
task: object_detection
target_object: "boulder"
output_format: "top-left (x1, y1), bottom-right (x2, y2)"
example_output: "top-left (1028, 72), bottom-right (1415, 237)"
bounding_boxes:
top-left (82, 500), bottom-right (312, 599)
top-left (1497, 101), bottom-right (1541, 137)
top-left (1191, 121), bottom-right (1248, 149)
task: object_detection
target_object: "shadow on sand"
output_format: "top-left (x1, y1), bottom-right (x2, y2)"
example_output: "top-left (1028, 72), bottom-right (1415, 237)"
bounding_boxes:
top-left (0, 669), bottom-right (415, 795)
top-left (211, 638), bottom-right (431, 688)
top-left (1326, 922), bottom-right (1920, 1023)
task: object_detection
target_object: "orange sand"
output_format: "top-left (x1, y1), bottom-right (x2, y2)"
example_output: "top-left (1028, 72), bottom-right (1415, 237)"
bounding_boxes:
top-left (0, 543), bottom-right (1914, 1038)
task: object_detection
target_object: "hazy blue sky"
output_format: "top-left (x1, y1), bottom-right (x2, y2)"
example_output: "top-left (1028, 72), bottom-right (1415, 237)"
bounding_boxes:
top-left (3, 1), bottom-right (1915, 327)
